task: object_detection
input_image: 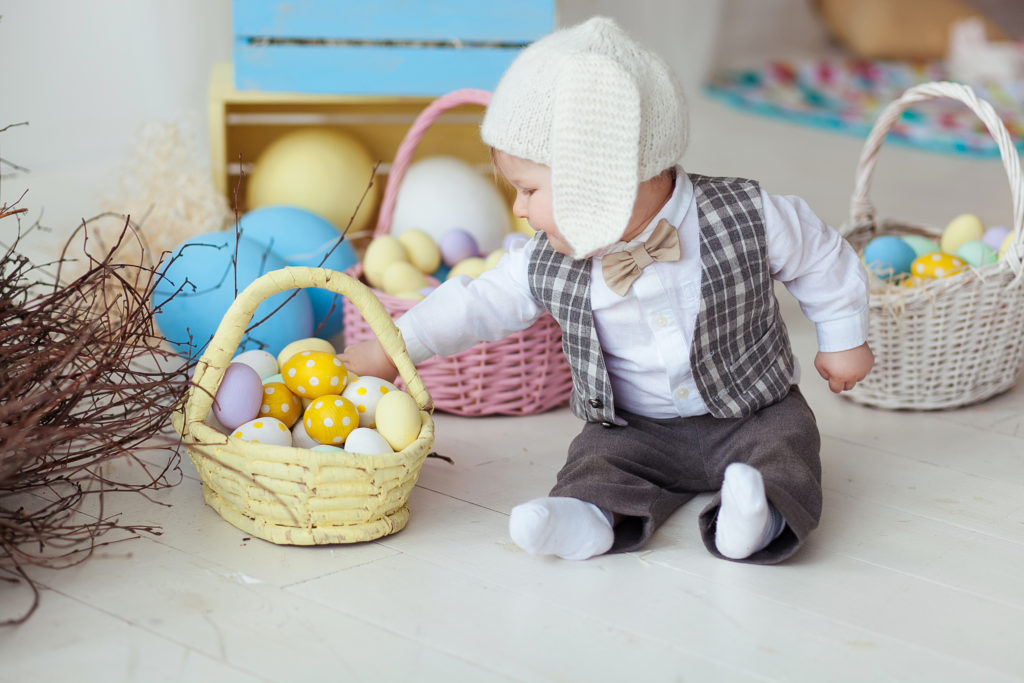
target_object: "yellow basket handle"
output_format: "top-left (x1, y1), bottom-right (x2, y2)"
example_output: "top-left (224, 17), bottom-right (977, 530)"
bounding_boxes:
top-left (846, 81), bottom-right (1024, 274)
top-left (184, 267), bottom-right (431, 426)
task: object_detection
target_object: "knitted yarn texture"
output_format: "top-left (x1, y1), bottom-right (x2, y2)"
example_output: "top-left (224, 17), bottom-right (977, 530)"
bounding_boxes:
top-left (482, 16), bottom-right (689, 257)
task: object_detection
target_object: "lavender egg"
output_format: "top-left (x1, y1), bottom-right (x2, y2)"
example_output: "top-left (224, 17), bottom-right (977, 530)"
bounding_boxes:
top-left (438, 229), bottom-right (480, 267)
top-left (212, 362), bottom-right (263, 430)
top-left (982, 226), bottom-right (1011, 251)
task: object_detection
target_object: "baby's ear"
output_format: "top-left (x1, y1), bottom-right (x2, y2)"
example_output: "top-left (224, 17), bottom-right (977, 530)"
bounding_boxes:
top-left (551, 54), bottom-right (641, 258)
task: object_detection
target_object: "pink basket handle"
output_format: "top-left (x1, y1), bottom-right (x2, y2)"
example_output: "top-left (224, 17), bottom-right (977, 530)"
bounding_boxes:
top-left (374, 88), bottom-right (492, 237)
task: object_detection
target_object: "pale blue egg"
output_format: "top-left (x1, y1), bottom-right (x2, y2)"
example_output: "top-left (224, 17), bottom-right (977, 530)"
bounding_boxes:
top-left (153, 231), bottom-right (314, 359)
top-left (955, 240), bottom-right (998, 267)
top-left (863, 235), bottom-right (916, 279)
top-left (237, 206), bottom-right (358, 337)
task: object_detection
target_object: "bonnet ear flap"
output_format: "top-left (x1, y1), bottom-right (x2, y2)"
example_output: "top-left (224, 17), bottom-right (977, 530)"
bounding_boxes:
top-left (551, 53), bottom-right (641, 258)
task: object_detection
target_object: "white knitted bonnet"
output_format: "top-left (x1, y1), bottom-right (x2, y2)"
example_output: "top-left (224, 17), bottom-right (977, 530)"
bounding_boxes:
top-left (481, 16), bottom-right (688, 258)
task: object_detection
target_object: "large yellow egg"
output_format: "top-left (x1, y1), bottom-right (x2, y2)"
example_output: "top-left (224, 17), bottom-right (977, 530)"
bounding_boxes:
top-left (276, 337), bottom-right (336, 370)
top-left (940, 214), bottom-right (985, 254)
top-left (303, 395), bottom-right (360, 445)
top-left (447, 257), bottom-right (487, 280)
top-left (362, 235), bottom-right (409, 289)
top-left (246, 128), bottom-right (380, 234)
top-left (911, 252), bottom-right (968, 279)
top-left (281, 350), bottom-right (348, 398)
top-left (381, 261), bottom-right (429, 295)
top-left (259, 381), bottom-right (302, 427)
top-left (397, 229), bottom-right (442, 274)
top-left (374, 390), bottom-right (421, 451)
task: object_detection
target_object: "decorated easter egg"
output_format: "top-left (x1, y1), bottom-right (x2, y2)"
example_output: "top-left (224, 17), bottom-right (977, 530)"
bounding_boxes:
top-left (237, 206), bottom-right (358, 337)
top-left (363, 235), bottom-right (409, 289)
top-left (374, 390), bottom-right (421, 451)
top-left (397, 229), bottom-right (442, 274)
top-left (344, 427), bottom-right (394, 456)
top-left (231, 349), bottom-right (279, 379)
top-left (259, 381), bottom-right (302, 427)
top-left (940, 214), bottom-right (985, 254)
top-left (899, 234), bottom-right (941, 258)
top-left (282, 350), bottom-right (348, 398)
top-left (303, 395), bottom-right (360, 445)
top-left (391, 156), bottom-right (511, 253)
top-left (447, 257), bottom-right (488, 280)
top-left (276, 337), bottom-right (337, 370)
top-left (982, 226), bottom-right (1011, 251)
top-left (153, 231), bottom-right (314, 358)
top-left (911, 252), bottom-right (968, 279)
top-left (246, 128), bottom-right (380, 235)
top-left (212, 362), bottom-right (264, 430)
top-left (381, 261), bottom-right (429, 295)
top-left (342, 376), bottom-right (398, 428)
top-left (863, 236), bottom-right (916, 279)
top-left (291, 418), bottom-right (321, 449)
top-left (955, 240), bottom-right (998, 267)
top-left (232, 417), bottom-right (293, 446)
top-left (439, 229), bottom-right (481, 267)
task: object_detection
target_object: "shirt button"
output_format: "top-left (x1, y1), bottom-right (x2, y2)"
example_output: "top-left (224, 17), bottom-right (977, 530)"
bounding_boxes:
top-left (588, 398), bottom-right (603, 409)
top-left (675, 386), bottom-right (689, 398)
top-left (653, 315), bottom-right (668, 328)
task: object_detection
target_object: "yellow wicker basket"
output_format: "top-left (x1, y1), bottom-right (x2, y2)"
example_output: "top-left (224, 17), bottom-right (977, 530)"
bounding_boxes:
top-left (172, 267), bottom-right (434, 545)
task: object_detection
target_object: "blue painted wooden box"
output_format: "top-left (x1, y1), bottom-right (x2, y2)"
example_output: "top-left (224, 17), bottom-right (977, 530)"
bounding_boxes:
top-left (233, 0), bottom-right (555, 95)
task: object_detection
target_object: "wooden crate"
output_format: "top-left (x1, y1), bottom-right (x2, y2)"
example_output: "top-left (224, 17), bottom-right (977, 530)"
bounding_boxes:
top-left (232, 0), bottom-right (555, 96)
top-left (208, 62), bottom-right (497, 233)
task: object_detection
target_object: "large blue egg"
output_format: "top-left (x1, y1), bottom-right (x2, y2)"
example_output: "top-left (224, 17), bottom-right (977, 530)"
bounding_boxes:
top-left (863, 235), bottom-right (917, 280)
top-left (152, 231), bottom-right (314, 359)
top-left (236, 206), bottom-right (358, 338)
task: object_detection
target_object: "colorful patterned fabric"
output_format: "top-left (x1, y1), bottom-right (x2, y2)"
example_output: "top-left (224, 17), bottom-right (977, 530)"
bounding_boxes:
top-left (705, 59), bottom-right (1024, 157)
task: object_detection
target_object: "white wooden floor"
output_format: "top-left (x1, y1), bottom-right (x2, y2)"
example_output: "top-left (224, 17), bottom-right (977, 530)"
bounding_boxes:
top-left (5, 39), bottom-right (1024, 683)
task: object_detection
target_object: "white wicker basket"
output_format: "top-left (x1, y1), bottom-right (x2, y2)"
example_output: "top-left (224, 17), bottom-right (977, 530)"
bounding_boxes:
top-left (841, 81), bottom-right (1024, 410)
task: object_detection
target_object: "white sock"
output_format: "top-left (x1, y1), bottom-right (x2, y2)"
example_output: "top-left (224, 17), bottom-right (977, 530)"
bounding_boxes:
top-left (714, 463), bottom-right (786, 560)
top-left (509, 497), bottom-right (615, 561)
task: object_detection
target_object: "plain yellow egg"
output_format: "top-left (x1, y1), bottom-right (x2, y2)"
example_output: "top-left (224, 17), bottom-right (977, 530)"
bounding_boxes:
top-left (511, 214), bottom-right (535, 236)
top-left (276, 337), bottom-right (337, 370)
top-left (484, 249), bottom-right (507, 270)
top-left (940, 214), bottom-right (985, 255)
top-left (363, 235), bottom-right (409, 289)
top-left (381, 260), bottom-right (429, 295)
top-left (397, 229), bottom-right (442, 274)
top-left (999, 230), bottom-right (1015, 258)
top-left (447, 257), bottom-right (487, 280)
top-left (374, 390), bottom-right (421, 451)
top-left (394, 290), bottom-right (426, 301)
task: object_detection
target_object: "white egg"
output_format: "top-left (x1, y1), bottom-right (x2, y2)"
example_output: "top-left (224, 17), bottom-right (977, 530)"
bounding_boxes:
top-left (290, 418), bottom-right (321, 449)
top-left (231, 417), bottom-right (293, 446)
top-left (343, 427), bottom-right (394, 455)
top-left (311, 444), bottom-right (344, 452)
top-left (342, 376), bottom-right (399, 428)
top-left (231, 349), bottom-right (280, 379)
top-left (375, 390), bottom-right (422, 451)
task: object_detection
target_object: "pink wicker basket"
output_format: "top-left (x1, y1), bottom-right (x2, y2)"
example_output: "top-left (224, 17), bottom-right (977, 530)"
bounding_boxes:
top-left (342, 89), bottom-right (573, 416)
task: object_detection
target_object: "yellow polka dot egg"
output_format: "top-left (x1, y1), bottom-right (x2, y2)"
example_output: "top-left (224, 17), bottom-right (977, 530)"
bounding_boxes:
top-left (911, 252), bottom-right (968, 279)
top-left (232, 417), bottom-right (293, 446)
top-left (341, 375), bottom-right (398, 428)
top-left (260, 382), bottom-right (301, 427)
top-left (282, 351), bottom-right (348, 399)
top-left (304, 394), bottom-right (360, 445)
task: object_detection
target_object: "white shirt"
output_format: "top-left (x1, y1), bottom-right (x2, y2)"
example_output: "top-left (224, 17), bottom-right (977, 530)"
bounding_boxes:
top-left (397, 171), bottom-right (868, 418)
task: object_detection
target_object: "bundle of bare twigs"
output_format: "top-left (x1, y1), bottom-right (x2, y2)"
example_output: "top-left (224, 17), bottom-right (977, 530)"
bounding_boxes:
top-left (0, 201), bottom-right (191, 624)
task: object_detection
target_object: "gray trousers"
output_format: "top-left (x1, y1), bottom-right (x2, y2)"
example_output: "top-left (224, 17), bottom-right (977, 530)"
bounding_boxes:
top-left (549, 386), bottom-right (821, 564)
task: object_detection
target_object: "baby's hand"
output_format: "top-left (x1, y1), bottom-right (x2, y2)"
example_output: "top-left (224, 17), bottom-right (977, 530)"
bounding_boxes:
top-left (338, 340), bottom-right (399, 383)
top-left (814, 342), bottom-right (874, 394)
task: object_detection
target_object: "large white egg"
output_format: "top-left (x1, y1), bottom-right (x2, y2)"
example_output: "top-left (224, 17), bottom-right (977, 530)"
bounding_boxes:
top-left (231, 417), bottom-right (293, 447)
top-left (231, 349), bottom-right (280, 379)
top-left (391, 156), bottom-right (510, 254)
top-left (344, 427), bottom-right (394, 456)
top-left (291, 418), bottom-right (321, 449)
top-left (342, 376), bottom-right (399, 428)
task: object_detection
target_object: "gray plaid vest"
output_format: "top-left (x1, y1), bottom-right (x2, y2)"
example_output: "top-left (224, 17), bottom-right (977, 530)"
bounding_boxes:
top-left (527, 174), bottom-right (794, 423)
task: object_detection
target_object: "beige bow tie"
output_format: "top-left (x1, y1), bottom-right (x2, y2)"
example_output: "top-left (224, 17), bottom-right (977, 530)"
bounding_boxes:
top-left (601, 219), bottom-right (681, 296)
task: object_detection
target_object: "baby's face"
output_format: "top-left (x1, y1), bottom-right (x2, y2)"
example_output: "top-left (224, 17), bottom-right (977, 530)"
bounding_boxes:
top-left (493, 150), bottom-right (574, 256)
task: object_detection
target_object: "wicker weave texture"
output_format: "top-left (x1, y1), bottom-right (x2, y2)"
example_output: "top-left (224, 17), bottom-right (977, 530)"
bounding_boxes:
top-left (173, 267), bottom-right (435, 545)
top-left (343, 89), bottom-right (574, 416)
top-left (841, 82), bottom-right (1024, 410)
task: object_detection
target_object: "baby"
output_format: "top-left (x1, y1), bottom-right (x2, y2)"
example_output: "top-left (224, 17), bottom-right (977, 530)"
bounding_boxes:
top-left (342, 16), bottom-right (873, 564)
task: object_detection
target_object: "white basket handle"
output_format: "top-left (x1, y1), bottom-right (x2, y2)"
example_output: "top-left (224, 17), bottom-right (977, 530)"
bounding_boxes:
top-left (848, 81), bottom-right (1024, 269)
